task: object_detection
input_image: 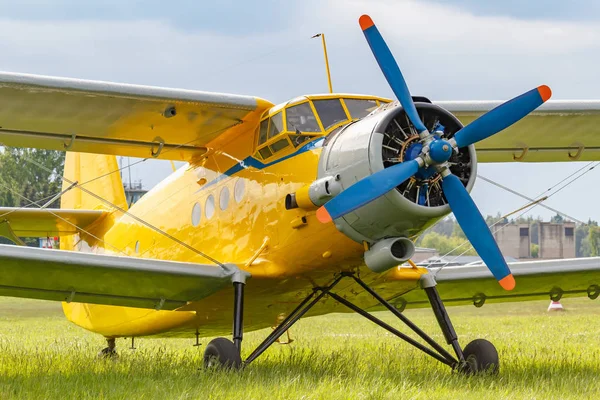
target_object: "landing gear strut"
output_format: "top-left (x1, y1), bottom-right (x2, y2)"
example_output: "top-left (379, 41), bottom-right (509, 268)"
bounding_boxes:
top-left (203, 279), bottom-right (246, 369)
top-left (205, 271), bottom-right (498, 374)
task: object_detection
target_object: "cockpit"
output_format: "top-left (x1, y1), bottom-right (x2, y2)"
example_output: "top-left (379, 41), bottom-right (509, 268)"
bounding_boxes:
top-left (255, 94), bottom-right (390, 161)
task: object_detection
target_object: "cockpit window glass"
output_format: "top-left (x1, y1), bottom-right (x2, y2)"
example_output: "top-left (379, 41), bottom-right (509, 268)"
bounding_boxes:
top-left (344, 99), bottom-right (379, 119)
top-left (313, 99), bottom-right (348, 130)
top-left (289, 134), bottom-right (311, 147)
top-left (267, 112), bottom-right (284, 139)
top-left (258, 119), bottom-right (269, 145)
top-left (269, 138), bottom-right (290, 153)
top-left (286, 102), bottom-right (321, 133)
top-left (258, 146), bottom-right (272, 159)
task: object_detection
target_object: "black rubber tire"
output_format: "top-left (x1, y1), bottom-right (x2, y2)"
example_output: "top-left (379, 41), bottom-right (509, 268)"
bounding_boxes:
top-left (461, 339), bottom-right (499, 375)
top-left (97, 347), bottom-right (119, 360)
top-left (203, 337), bottom-right (242, 370)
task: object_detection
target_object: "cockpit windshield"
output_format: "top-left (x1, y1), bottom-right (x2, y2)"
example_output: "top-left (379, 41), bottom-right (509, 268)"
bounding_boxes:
top-left (286, 102), bottom-right (321, 133)
top-left (256, 95), bottom-right (388, 159)
top-left (344, 98), bottom-right (379, 119)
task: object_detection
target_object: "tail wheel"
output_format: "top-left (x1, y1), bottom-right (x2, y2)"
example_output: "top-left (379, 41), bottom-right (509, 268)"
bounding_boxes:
top-left (203, 337), bottom-right (242, 370)
top-left (461, 339), bottom-right (499, 375)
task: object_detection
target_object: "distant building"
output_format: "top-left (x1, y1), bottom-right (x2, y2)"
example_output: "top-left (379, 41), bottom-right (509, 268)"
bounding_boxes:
top-left (412, 247), bottom-right (439, 263)
top-left (492, 223), bottom-right (531, 259)
top-left (124, 180), bottom-right (147, 206)
top-left (538, 222), bottom-right (576, 259)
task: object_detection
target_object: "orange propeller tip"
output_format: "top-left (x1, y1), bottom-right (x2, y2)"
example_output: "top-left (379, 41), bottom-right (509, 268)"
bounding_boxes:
top-left (498, 274), bottom-right (515, 291)
top-left (359, 15), bottom-right (374, 30)
top-left (537, 85), bottom-right (552, 102)
top-left (316, 207), bottom-right (333, 224)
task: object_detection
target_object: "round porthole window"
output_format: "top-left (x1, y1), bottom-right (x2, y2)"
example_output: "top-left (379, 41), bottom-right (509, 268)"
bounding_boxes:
top-left (191, 202), bottom-right (201, 226)
top-left (205, 195), bottom-right (215, 220)
top-left (234, 178), bottom-right (245, 203)
top-left (220, 186), bottom-right (230, 210)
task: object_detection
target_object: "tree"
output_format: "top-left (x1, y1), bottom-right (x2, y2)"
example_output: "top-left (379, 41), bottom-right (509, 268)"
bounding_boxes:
top-left (420, 232), bottom-right (477, 256)
top-left (588, 226), bottom-right (600, 257)
top-left (0, 148), bottom-right (65, 208)
top-left (0, 148), bottom-right (65, 245)
top-left (530, 243), bottom-right (539, 258)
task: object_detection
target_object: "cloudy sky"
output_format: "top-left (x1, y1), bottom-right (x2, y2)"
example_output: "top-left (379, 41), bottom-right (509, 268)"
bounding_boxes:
top-left (2, 0), bottom-right (599, 222)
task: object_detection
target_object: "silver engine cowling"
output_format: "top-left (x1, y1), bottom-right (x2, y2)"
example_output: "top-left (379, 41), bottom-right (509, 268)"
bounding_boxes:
top-left (317, 101), bottom-right (477, 245)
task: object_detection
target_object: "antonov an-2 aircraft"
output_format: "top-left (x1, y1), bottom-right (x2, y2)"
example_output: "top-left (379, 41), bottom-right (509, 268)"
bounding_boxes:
top-left (0, 14), bottom-right (598, 374)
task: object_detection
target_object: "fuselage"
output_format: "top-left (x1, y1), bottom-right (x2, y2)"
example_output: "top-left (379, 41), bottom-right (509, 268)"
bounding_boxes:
top-left (61, 93), bottom-right (448, 338)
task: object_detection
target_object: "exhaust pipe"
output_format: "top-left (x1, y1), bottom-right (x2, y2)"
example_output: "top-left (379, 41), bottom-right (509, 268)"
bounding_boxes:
top-left (364, 237), bottom-right (415, 273)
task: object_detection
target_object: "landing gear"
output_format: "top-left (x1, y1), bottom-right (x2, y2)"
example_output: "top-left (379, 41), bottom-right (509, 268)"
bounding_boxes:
top-left (461, 339), bottom-right (499, 375)
top-left (98, 338), bottom-right (118, 359)
top-left (202, 279), bottom-right (246, 370)
top-left (241, 271), bottom-right (499, 375)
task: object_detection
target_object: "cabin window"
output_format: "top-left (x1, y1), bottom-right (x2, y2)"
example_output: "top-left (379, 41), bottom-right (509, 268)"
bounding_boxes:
top-left (269, 138), bottom-right (290, 153)
top-left (344, 98), bottom-right (378, 119)
top-left (267, 112), bottom-right (284, 140)
top-left (234, 179), bottom-right (245, 203)
top-left (205, 195), bottom-right (215, 220)
top-left (289, 134), bottom-right (311, 147)
top-left (191, 202), bottom-right (201, 226)
top-left (286, 102), bottom-right (321, 133)
top-left (313, 99), bottom-right (348, 130)
top-left (258, 119), bottom-right (269, 145)
top-left (220, 186), bottom-right (230, 211)
top-left (258, 146), bottom-right (272, 159)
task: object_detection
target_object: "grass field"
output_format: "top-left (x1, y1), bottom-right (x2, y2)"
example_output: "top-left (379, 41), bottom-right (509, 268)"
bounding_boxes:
top-left (0, 297), bottom-right (598, 400)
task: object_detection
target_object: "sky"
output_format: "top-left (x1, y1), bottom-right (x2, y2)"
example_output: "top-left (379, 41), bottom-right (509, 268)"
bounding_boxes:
top-left (2, 0), bottom-right (600, 222)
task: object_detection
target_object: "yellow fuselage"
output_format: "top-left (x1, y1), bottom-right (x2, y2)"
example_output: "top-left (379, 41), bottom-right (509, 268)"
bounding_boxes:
top-left (61, 94), bottom-right (423, 339)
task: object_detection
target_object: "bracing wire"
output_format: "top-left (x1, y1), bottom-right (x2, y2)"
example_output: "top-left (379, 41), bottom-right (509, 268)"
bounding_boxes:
top-left (0, 181), bottom-right (128, 256)
top-left (428, 162), bottom-right (600, 276)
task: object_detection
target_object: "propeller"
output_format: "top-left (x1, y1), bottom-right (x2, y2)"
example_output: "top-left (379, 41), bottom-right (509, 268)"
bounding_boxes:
top-left (316, 14), bottom-right (553, 291)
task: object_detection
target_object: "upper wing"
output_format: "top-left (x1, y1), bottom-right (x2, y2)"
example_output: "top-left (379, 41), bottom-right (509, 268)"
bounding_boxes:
top-left (0, 72), bottom-right (273, 161)
top-left (382, 257), bottom-right (600, 309)
top-left (437, 100), bottom-right (600, 162)
top-left (0, 207), bottom-right (106, 237)
top-left (0, 244), bottom-right (244, 310)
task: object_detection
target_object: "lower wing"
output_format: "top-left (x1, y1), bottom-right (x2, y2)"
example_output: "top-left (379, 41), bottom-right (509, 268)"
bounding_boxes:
top-left (383, 257), bottom-right (600, 309)
top-left (0, 244), bottom-right (244, 310)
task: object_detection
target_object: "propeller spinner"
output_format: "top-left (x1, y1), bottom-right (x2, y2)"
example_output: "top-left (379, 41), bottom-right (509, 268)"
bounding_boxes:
top-left (316, 15), bottom-right (553, 291)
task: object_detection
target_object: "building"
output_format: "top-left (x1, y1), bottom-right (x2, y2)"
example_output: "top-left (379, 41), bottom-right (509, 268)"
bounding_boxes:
top-left (412, 247), bottom-right (439, 263)
top-left (124, 180), bottom-right (147, 206)
top-left (538, 222), bottom-right (576, 259)
top-left (492, 223), bottom-right (531, 259)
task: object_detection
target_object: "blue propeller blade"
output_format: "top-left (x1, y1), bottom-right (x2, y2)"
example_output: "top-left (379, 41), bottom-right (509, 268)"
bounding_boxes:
top-left (359, 15), bottom-right (427, 133)
top-left (454, 85), bottom-right (551, 148)
top-left (317, 159), bottom-right (420, 223)
top-left (441, 174), bottom-right (515, 290)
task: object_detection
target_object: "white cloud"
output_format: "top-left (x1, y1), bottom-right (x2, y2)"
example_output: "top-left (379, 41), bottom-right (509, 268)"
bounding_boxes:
top-left (0, 1), bottom-right (599, 220)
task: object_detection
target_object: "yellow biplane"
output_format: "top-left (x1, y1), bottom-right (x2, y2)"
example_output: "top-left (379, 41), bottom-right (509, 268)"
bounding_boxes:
top-left (0, 14), bottom-right (598, 374)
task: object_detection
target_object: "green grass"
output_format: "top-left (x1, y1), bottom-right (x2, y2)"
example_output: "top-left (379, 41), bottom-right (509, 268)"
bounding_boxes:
top-left (0, 297), bottom-right (598, 400)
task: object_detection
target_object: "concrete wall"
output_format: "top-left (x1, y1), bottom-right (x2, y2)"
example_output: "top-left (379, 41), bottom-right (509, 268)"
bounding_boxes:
top-left (493, 223), bottom-right (531, 259)
top-left (538, 222), bottom-right (576, 259)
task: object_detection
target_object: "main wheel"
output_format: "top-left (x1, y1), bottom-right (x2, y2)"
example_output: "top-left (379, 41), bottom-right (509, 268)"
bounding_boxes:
top-left (203, 337), bottom-right (242, 370)
top-left (461, 339), bottom-right (499, 375)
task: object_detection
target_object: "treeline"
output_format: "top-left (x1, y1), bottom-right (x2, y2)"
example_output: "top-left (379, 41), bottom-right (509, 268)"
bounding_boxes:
top-left (417, 213), bottom-right (600, 258)
top-left (0, 148), bottom-right (65, 246)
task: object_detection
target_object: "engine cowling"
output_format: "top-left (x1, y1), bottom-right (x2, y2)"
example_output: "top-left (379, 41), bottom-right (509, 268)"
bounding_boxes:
top-left (317, 101), bottom-right (477, 244)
